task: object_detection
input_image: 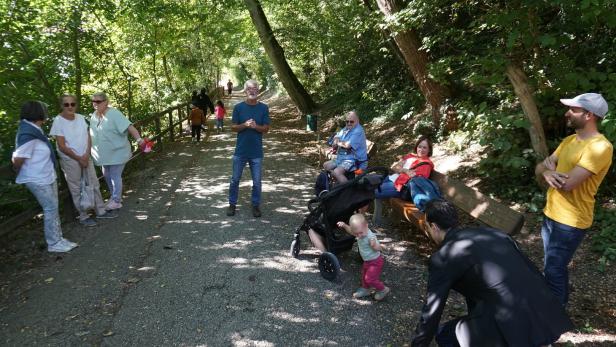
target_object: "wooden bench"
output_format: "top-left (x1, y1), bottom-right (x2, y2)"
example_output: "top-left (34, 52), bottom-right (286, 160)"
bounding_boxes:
top-left (381, 170), bottom-right (525, 242)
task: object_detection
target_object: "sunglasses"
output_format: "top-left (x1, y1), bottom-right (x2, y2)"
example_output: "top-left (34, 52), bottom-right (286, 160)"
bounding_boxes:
top-left (63, 102), bottom-right (76, 107)
top-left (91, 99), bottom-right (105, 104)
top-left (346, 120), bottom-right (355, 124)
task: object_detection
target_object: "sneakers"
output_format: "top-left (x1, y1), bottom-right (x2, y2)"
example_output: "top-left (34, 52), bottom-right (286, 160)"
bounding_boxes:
top-left (353, 287), bottom-right (371, 298)
top-left (105, 200), bottom-right (122, 211)
top-left (79, 218), bottom-right (97, 227)
top-left (252, 205), bottom-right (262, 218)
top-left (48, 238), bottom-right (78, 253)
top-left (374, 286), bottom-right (390, 301)
top-left (226, 204), bottom-right (236, 216)
top-left (96, 210), bottom-right (118, 219)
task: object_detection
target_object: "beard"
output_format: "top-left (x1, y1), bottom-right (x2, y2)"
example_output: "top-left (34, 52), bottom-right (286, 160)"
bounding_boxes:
top-left (566, 117), bottom-right (584, 130)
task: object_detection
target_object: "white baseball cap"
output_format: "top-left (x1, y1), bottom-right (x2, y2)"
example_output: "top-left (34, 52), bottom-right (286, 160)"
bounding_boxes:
top-left (560, 93), bottom-right (608, 118)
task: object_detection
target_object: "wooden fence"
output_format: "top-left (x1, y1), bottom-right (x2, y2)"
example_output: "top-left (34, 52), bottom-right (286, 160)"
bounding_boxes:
top-left (0, 90), bottom-right (220, 236)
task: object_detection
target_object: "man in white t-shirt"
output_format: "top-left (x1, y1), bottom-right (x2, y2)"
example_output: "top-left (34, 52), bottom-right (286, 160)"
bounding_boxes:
top-left (50, 94), bottom-right (116, 226)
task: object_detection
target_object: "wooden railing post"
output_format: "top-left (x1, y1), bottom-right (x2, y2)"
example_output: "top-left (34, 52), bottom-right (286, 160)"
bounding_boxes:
top-left (155, 115), bottom-right (163, 151)
top-left (178, 108), bottom-right (183, 138)
top-left (168, 111), bottom-right (174, 141)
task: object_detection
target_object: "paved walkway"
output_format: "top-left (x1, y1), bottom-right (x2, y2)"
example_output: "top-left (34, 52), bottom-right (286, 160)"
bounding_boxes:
top-left (0, 93), bottom-right (426, 346)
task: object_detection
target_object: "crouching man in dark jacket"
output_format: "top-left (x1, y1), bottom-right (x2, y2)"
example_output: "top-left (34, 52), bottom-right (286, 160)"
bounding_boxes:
top-left (412, 199), bottom-right (573, 347)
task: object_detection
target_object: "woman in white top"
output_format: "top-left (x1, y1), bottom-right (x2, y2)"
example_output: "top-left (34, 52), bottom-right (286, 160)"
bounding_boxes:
top-left (50, 94), bottom-right (117, 227)
top-left (12, 101), bottom-right (77, 253)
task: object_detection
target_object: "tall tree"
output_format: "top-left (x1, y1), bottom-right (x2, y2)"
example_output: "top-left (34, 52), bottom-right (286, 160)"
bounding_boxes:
top-left (376, 0), bottom-right (450, 128)
top-left (243, 0), bottom-right (317, 114)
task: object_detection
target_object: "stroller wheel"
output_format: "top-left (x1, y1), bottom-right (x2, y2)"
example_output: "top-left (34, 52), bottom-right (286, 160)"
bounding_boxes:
top-left (289, 239), bottom-right (300, 258)
top-left (318, 252), bottom-right (340, 281)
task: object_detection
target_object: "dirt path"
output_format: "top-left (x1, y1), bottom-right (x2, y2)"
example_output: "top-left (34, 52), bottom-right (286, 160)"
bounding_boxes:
top-left (1, 93), bottom-right (426, 346)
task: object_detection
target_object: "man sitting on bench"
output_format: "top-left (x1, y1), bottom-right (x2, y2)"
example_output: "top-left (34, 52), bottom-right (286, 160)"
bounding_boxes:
top-left (323, 111), bottom-right (368, 184)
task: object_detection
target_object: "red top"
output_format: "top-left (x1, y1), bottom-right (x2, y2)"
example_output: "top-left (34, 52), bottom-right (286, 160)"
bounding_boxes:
top-left (214, 105), bottom-right (225, 120)
top-left (393, 154), bottom-right (434, 191)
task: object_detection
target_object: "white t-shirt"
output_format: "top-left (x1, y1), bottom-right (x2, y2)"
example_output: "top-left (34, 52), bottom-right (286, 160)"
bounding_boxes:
top-left (50, 113), bottom-right (89, 157)
top-left (13, 138), bottom-right (56, 185)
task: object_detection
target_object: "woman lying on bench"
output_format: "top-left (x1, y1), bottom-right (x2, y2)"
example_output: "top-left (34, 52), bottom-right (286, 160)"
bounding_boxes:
top-left (375, 135), bottom-right (441, 212)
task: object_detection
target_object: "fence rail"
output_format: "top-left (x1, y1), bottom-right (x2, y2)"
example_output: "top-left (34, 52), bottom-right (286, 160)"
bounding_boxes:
top-left (0, 89), bottom-right (220, 236)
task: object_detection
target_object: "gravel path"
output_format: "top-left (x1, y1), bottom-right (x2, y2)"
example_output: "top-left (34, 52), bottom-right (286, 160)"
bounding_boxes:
top-left (0, 94), bottom-right (428, 346)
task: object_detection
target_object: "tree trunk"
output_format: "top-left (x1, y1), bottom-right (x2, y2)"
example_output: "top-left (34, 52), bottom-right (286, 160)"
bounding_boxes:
top-left (71, 3), bottom-right (82, 106)
top-left (376, 0), bottom-right (449, 128)
top-left (505, 63), bottom-right (549, 159)
top-left (244, 0), bottom-right (318, 114)
top-left (162, 54), bottom-right (176, 94)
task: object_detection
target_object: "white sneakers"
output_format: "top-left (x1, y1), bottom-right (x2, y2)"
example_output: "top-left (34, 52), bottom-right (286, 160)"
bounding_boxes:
top-left (48, 238), bottom-right (78, 253)
top-left (105, 200), bottom-right (122, 210)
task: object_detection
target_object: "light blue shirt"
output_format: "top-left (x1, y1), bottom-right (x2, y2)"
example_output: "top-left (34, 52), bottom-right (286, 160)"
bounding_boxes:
top-left (336, 124), bottom-right (368, 168)
top-left (357, 229), bottom-right (380, 261)
top-left (89, 107), bottom-right (132, 165)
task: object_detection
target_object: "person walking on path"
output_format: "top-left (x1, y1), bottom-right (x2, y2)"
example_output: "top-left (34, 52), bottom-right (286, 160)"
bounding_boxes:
top-left (198, 88), bottom-right (215, 116)
top-left (535, 92), bottom-right (613, 306)
top-left (227, 79), bottom-right (233, 96)
top-left (12, 101), bottom-right (78, 252)
top-left (89, 92), bottom-right (145, 211)
top-left (50, 94), bottom-right (117, 227)
top-left (412, 199), bottom-right (573, 347)
top-left (337, 214), bottom-right (390, 301)
top-left (189, 103), bottom-right (206, 142)
top-left (214, 100), bottom-right (226, 133)
top-left (226, 79), bottom-right (270, 218)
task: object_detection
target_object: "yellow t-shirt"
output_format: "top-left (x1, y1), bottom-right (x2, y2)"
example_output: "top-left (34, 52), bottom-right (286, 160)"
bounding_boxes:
top-left (544, 134), bottom-right (613, 229)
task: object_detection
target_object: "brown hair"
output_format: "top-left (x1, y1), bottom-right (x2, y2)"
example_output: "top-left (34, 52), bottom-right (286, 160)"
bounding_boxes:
top-left (414, 135), bottom-right (433, 157)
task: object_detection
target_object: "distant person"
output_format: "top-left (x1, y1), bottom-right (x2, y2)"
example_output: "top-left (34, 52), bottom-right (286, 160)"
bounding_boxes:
top-left (535, 93), bottom-right (613, 306)
top-left (189, 103), bottom-right (206, 142)
top-left (227, 79), bottom-right (233, 96)
top-left (50, 94), bottom-right (116, 227)
top-left (227, 79), bottom-right (270, 218)
top-left (214, 100), bottom-right (226, 133)
top-left (197, 88), bottom-right (215, 116)
top-left (89, 92), bottom-right (145, 211)
top-left (411, 199), bottom-right (573, 347)
top-left (323, 111), bottom-right (368, 184)
top-left (337, 214), bottom-right (390, 301)
top-left (12, 101), bottom-right (78, 252)
top-left (375, 135), bottom-right (440, 211)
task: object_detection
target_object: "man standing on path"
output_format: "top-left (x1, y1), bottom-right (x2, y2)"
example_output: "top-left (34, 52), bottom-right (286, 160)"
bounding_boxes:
top-left (227, 79), bottom-right (233, 96)
top-left (227, 79), bottom-right (270, 218)
top-left (535, 92), bottom-right (613, 306)
top-left (412, 199), bottom-right (573, 347)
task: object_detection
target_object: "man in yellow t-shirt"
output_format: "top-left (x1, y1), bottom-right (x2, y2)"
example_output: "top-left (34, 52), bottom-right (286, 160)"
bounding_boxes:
top-left (535, 93), bottom-right (613, 306)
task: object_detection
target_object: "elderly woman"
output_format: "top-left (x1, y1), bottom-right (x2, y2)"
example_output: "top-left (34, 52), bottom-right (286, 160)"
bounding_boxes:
top-left (89, 92), bottom-right (144, 211)
top-left (50, 94), bottom-right (116, 226)
top-left (12, 101), bottom-right (77, 252)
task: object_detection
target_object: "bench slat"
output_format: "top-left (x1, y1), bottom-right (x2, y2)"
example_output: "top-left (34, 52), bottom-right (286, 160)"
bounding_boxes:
top-left (430, 171), bottom-right (525, 235)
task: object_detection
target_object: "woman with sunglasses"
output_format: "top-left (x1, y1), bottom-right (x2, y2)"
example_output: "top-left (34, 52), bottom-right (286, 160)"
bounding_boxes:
top-left (89, 92), bottom-right (144, 211)
top-left (50, 94), bottom-right (116, 226)
top-left (12, 101), bottom-right (77, 252)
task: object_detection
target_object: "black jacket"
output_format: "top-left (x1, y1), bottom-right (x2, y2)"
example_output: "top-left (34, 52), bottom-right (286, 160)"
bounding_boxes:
top-left (412, 227), bottom-right (573, 347)
top-left (196, 92), bottom-right (214, 114)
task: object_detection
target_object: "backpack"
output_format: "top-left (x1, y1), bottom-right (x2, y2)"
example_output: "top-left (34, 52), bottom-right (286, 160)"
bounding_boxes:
top-left (314, 171), bottom-right (330, 197)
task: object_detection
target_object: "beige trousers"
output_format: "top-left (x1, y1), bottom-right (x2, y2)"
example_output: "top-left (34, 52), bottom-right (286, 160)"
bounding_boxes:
top-left (58, 155), bottom-right (106, 220)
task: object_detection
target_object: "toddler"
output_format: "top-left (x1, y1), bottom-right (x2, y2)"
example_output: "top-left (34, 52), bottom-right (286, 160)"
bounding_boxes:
top-left (214, 100), bottom-right (226, 133)
top-left (337, 214), bottom-right (390, 301)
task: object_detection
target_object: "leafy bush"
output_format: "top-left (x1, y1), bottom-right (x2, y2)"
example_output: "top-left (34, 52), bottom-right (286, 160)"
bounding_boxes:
top-left (591, 206), bottom-right (616, 272)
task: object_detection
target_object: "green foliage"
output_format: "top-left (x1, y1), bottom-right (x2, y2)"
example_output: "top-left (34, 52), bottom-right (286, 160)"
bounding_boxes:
top-left (591, 206), bottom-right (616, 272)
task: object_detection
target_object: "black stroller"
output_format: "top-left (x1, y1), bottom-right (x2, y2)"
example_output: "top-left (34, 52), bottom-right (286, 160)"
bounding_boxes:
top-left (290, 167), bottom-right (388, 280)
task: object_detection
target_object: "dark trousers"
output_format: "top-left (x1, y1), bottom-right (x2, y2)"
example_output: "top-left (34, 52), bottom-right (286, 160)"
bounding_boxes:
top-left (191, 125), bottom-right (202, 141)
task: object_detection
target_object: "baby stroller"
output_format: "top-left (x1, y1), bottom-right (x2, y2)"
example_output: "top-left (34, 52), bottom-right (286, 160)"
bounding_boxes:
top-left (290, 167), bottom-right (388, 281)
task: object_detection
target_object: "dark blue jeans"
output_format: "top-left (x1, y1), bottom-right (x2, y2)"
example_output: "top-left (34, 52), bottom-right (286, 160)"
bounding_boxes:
top-left (409, 177), bottom-right (441, 212)
top-left (229, 155), bottom-right (262, 206)
top-left (541, 215), bottom-right (586, 306)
